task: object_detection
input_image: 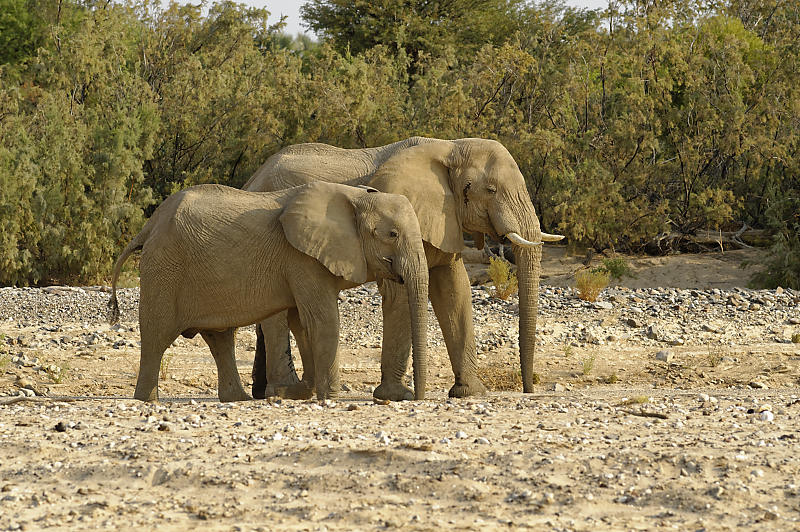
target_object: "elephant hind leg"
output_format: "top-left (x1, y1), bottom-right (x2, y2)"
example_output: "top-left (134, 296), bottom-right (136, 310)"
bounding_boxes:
top-left (134, 330), bottom-right (177, 402)
top-left (252, 312), bottom-right (300, 399)
top-left (252, 324), bottom-right (268, 399)
top-left (201, 328), bottom-right (251, 402)
top-left (279, 308), bottom-right (314, 400)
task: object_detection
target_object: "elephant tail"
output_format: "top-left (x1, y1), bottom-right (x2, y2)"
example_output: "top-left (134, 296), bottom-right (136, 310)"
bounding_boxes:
top-left (108, 226), bottom-right (149, 325)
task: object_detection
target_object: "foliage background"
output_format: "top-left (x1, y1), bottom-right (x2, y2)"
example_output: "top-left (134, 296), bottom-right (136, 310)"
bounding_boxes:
top-left (0, 0), bottom-right (797, 287)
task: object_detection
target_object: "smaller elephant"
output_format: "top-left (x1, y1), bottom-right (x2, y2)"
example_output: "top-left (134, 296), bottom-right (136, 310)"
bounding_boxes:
top-left (109, 182), bottom-right (430, 402)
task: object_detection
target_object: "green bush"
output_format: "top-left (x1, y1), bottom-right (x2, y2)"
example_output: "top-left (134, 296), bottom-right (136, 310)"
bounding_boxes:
top-left (0, 0), bottom-right (798, 285)
top-left (749, 196), bottom-right (800, 290)
top-left (598, 257), bottom-right (634, 281)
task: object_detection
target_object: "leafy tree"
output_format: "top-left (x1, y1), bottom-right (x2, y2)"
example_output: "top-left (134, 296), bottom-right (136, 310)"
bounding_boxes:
top-left (300, 0), bottom-right (525, 73)
top-left (0, 0), bottom-right (42, 66)
top-left (1, 0), bottom-right (799, 287)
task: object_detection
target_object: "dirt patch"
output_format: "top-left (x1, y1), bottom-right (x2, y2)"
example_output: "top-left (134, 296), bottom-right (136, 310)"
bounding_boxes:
top-left (2, 249), bottom-right (800, 530)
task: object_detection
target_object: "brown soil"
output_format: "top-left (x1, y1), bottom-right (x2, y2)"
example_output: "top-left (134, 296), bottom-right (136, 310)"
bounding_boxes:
top-left (2, 248), bottom-right (799, 531)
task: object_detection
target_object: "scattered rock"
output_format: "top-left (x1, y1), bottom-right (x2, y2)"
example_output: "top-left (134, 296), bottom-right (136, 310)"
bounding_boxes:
top-left (625, 317), bottom-right (644, 328)
top-left (655, 350), bottom-right (674, 362)
top-left (14, 377), bottom-right (34, 389)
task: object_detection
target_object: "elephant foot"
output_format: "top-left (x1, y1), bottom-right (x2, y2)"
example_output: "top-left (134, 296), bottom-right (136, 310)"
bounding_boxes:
top-left (252, 381), bottom-right (267, 400)
top-left (272, 381), bottom-right (314, 400)
top-left (448, 377), bottom-right (487, 398)
top-left (134, 384), bottom-right (158, 402)
top-left (373, 381), bottom-right (414, 401)
top-left (254, 374), bottom-right (302, 399)
top-left (218, 388), bottom-right (252, 403)
top-left (134, 394), bottom-right (159, 403)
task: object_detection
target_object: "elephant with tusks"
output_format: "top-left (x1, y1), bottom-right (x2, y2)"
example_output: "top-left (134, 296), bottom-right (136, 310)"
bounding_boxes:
top-left (245, 137), bottom-right (563, 401)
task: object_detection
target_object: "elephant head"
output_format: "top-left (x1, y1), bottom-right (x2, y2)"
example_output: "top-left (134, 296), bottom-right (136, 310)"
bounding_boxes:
top-left (368, 139), bottom-right (562, 393)
top-left (279, 182), bottom-right (430, 399)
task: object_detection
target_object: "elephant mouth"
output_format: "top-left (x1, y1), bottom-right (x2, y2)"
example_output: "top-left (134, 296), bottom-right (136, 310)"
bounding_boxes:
top-left (381, 256), bottom-right (405, 284)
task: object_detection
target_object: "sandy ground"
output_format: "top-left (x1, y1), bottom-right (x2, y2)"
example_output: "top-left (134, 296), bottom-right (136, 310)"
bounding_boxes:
top-left (2, 247), bottom-right (800, 531)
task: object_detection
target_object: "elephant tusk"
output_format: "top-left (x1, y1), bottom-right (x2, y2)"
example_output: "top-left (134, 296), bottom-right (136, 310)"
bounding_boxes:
top-left (541, 232), bottom-right (565, 242)
top-left (506, 232), bottom-right (543, 247)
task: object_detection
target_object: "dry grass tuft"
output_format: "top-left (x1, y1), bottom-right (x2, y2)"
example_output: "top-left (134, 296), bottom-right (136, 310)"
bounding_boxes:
top-left (488, 256), bottom-right (518, 300)
top-left (45, 363), bottom-right (69, 384)
top-left (582, 354), bottom-right (596, 375)
top-left (616, 395), bottom-right (650, 406)
top-left (160, 352), bottom-right (175, 380)
top-left (575, 269), bottom-right (611, 302)
top-left (481, 363), bottom-right (524, 391)
top-left (706, 345), bottom-right (724, 367)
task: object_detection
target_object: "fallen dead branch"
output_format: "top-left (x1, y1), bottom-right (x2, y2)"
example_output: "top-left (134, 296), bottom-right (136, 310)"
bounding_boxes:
top-left (622, 408), bottom-right (669, 419)
top-left (647, 224), bottom-right (770, 254)
top-left (0, 395), bottom-right (78, 406)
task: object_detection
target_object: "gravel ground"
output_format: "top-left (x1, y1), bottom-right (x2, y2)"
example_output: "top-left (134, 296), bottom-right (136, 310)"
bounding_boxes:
top-left (1, 279), bottom-right (800, 531)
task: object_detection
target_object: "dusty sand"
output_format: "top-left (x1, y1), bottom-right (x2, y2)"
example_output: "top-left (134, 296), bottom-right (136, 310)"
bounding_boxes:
top-left (2, 247), bottom-right (799, 531)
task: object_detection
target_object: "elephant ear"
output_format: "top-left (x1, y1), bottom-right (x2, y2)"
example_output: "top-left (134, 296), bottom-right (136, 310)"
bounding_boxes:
top-left (279, 182), bottom-right (368, 284)
top-left (368, 142), bottom-right (464, 254)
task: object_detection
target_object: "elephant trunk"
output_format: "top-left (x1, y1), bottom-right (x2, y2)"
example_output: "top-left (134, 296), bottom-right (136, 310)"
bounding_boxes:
top-left (491, 192), bottom-right (543, 394)
top-left (400, 253), bottom-right (429, 400)
top-left (514, 243), bottom-right (541, 393)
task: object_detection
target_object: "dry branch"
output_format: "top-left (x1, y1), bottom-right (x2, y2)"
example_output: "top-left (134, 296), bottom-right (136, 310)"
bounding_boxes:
top-left (622, 408), bottom-right (669, 419)
top-left (648, 224), bottom-right (770, 253)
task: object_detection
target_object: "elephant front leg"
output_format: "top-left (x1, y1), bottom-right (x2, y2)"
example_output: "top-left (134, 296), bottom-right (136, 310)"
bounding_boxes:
top-left (295, 301), bottom-right (341, 401)
top-left (201, 328), bottom-right (251, 402)
top-left (373, 279), bottom-right (415, 401)
top-left (429, 258), bottom-right (486, 398)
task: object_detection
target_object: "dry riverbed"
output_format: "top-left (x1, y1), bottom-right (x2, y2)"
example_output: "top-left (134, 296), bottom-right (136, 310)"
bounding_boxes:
top-left (1, 248), bottom-right (800, 530)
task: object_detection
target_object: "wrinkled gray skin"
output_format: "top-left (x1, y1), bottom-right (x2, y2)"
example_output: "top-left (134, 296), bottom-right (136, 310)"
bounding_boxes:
top-left (245, 137), bottom-right (561, 401)
top-left (109, 182), bottom-right (429, 402)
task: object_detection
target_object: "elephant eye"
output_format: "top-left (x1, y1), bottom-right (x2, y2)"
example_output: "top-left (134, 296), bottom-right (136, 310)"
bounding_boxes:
top-left (389, 230), bottom-right (399, 239)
